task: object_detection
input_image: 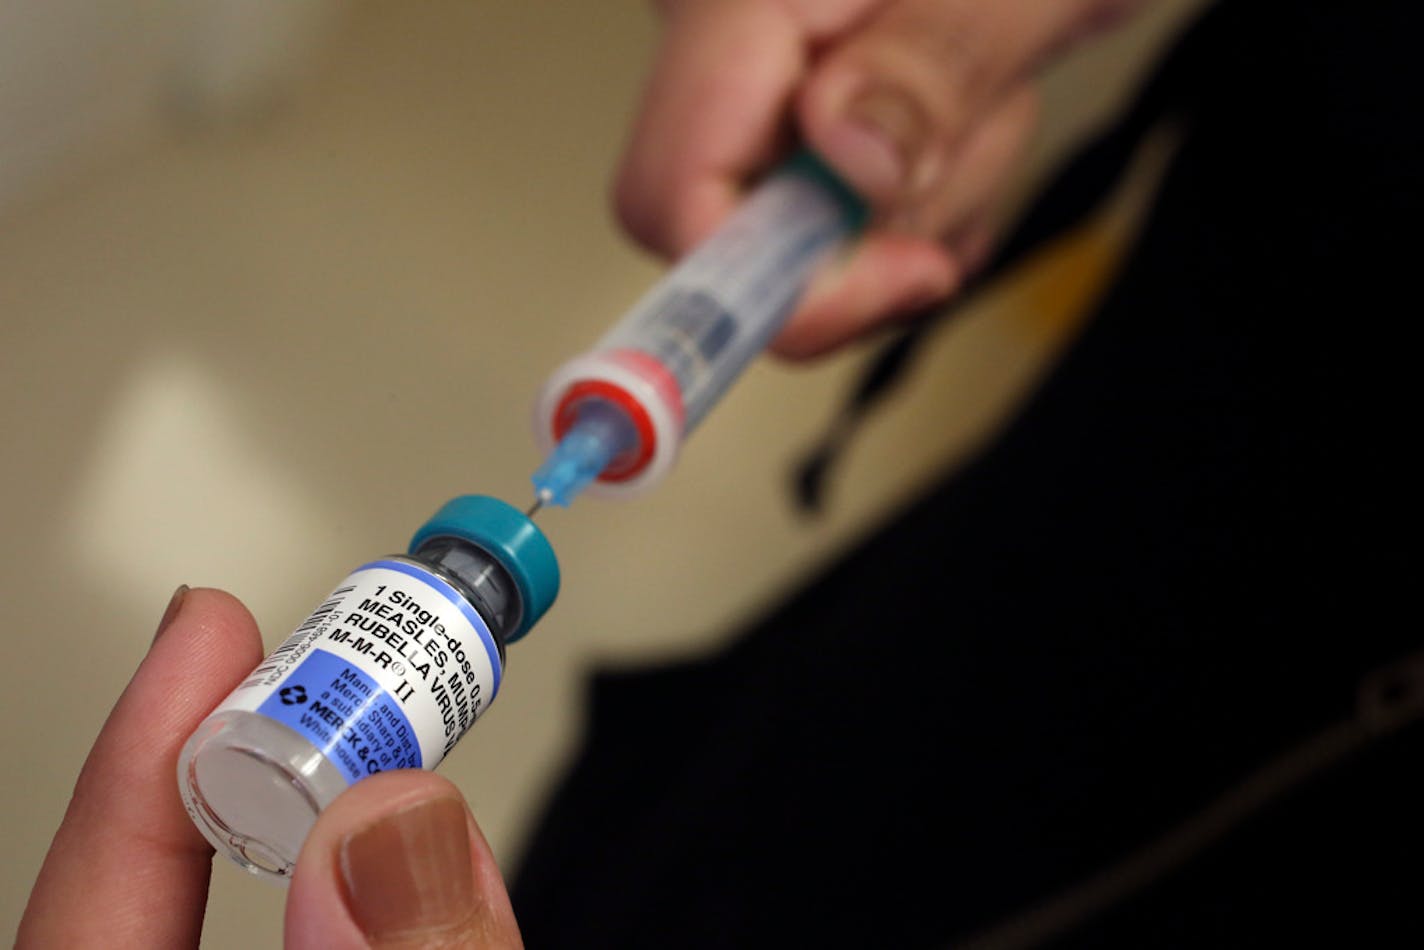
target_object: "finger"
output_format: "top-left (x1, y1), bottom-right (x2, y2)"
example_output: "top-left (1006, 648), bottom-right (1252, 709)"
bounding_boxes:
top-left (286, 771), bottom-right (522, 950)
top-left (18, 588), bottom-right (265, 948)
top-left (888, 84), bottom-right (1040, 240)
top-left (727, 58), bottom-right (1036, 361)
top-left (770, 82), bottom-right (1033, 361)
top-left (614, 0), bottom-right (885, 256)
top-left (771, 231), bottom-right (956, 360)
top-left (945, 211), bottom-right (1001, 281)
top-left (797, 0), bottom-right (1118, 212)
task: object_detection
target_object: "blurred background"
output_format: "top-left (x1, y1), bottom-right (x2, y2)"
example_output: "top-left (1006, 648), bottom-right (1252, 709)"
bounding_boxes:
top-left (1, 1), bottom-right (1203, 945)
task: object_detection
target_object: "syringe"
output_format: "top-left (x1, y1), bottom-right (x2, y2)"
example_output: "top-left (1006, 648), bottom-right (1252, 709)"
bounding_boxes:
top-left (532, 152), bottom-right (866, 508)
top-left (176, 155), bottom-right (866, 881)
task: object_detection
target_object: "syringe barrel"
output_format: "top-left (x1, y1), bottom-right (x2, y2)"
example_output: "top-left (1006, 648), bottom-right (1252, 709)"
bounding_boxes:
top-left (535, 153), bottom-right (864, 499)
top-left (599, 155), bottom-right (861, 431)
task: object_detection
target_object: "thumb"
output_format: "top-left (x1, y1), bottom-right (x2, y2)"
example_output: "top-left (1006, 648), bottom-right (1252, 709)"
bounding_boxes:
top-left (285, 771), bottom-right (522, 949)
top-left (797, 0), bottom-right (1134, 212)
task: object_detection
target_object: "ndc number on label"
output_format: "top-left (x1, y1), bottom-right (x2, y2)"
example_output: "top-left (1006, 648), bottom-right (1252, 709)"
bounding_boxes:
top-left (238, 586), bottom-right (355, 690)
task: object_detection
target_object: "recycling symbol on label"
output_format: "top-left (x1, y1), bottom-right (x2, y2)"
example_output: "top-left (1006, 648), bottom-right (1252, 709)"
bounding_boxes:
top-left (279, 685), bottom-right (308, 706)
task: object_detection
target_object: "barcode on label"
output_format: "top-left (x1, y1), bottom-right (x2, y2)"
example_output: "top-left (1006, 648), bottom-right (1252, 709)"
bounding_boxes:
top-left (238, 585), bottom-right (355, 689)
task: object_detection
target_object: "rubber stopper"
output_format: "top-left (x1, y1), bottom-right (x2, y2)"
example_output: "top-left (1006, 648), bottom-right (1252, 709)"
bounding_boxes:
top-left (408, 495), bottom-right (560, 642)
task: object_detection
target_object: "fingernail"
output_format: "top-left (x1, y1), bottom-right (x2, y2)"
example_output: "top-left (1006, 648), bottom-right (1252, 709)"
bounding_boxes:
top-left (340, 796), bottom-right (476, 942)
top-left (153, 585), bottom-right (189, 644)
top-left (823, 81), bottom-right (927, 204)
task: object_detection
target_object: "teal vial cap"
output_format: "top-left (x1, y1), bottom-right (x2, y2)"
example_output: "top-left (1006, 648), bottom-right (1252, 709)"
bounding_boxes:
top-left (409, 495), bottom-right (560, 643)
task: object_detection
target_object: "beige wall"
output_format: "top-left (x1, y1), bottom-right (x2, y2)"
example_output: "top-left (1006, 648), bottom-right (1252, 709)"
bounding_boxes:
top-left (1, 2), bottom-right (1204, 944)
top-left (0, 0), bottom-right (343, 218)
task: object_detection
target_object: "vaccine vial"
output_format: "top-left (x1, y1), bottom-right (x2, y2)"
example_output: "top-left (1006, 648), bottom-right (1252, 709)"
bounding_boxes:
top-left (178, 495), bottom-right (559, 881)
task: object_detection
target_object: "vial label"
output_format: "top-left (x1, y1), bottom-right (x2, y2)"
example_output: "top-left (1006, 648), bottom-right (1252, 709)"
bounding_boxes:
top-left (255, 648), bottom-right (422, 782)
top-left (214, 559), bottom-right (502, 784)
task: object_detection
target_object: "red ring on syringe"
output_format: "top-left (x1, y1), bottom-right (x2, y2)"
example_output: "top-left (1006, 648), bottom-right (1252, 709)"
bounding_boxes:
top-left (548, 349), bottom-right (685, 484)
top-left (551, 381), bottom-right (656, 482)
top-left (605, 349), bottom-right (685, 429)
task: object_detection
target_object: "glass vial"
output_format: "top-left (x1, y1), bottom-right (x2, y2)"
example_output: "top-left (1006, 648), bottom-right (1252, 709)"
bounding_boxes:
top-left (178, 495), bottom-right (559, 882)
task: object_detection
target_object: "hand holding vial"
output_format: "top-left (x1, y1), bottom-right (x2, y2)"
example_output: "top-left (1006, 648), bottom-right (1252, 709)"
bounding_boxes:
top-left (16, 587), bottom-right (522, 949)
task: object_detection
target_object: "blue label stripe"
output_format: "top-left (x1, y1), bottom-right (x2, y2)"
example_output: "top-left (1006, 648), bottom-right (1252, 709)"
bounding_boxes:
top-left (258, 649), bottom-right (422, 785)
top-left (355, 559), bottom-right (502, 700)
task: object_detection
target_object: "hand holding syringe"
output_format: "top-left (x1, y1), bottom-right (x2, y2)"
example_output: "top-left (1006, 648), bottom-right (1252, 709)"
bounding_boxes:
top-left (530, 152), bottom-right (866, 511)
